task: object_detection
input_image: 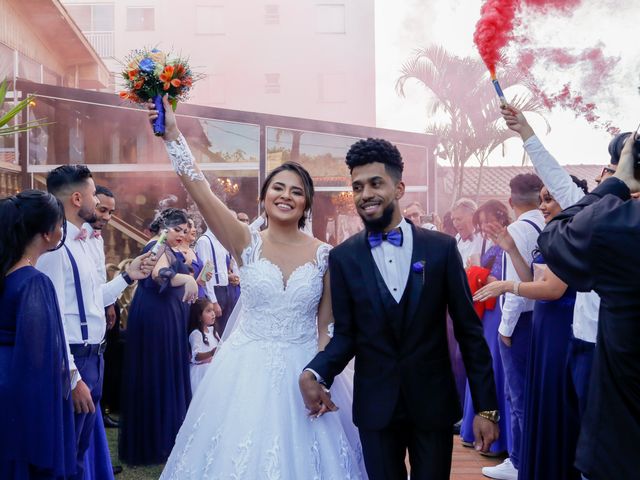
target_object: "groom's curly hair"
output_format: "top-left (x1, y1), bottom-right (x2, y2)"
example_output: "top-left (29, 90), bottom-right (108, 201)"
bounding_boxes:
top-left (345, 138), bottom-right (404, 183)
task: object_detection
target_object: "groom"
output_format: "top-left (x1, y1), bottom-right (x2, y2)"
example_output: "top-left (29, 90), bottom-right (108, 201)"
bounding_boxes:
top-left (300, 138), bottom-right (499, 479)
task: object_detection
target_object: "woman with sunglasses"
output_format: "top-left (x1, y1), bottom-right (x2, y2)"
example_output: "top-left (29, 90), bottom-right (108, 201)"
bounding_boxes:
top-left (0, 190), bottom-right (76, 479)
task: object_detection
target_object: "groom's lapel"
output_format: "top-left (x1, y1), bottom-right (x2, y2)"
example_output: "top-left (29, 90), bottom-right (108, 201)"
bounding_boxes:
top-left (405, 225), bottom-right (427, 333)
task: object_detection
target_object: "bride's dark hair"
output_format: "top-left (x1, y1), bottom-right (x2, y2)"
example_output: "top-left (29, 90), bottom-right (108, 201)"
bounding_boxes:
top-left (259, 162), bottom-right (314, 229)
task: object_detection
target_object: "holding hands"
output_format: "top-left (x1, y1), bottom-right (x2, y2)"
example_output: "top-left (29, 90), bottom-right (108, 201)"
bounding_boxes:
top-left (298, 371), bottom-right (338, 418)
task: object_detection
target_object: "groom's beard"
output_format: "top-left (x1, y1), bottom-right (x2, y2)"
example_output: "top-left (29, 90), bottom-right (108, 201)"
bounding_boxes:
top-left (359, 202), bottom-right (396, 232)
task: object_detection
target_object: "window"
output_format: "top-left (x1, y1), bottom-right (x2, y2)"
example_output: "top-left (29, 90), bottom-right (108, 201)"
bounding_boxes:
top-left (264, 4), bottom-right (280, 25)
top-left (195, 6), bottom-right (226, 35)
top-left (315, 4), bottom-right (345, 34)
top-left (126, 7), bottom-right (155, 31)
top-left (66, 4), bottom-right (115, 32)
top-left (318, 73), bottom-right (346, 103)
top-left (264, 74), bottom-right (280, 94)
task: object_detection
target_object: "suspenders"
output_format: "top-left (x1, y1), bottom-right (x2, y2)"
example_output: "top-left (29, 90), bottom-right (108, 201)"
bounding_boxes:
top-left (63, 245), bottom-right (89, 345)
top-left (204, 235), bottom-right (221, 284)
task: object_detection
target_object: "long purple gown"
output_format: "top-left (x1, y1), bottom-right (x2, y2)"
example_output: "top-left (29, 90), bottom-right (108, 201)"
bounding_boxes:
top-left (519, 254), bottom-right (580, 480)
top-left (119, 243), bottom-right (191, 465)
top-left (460, 244), bottom-right (512, 455)
top-left (0, 267), bottom-right (76, 479)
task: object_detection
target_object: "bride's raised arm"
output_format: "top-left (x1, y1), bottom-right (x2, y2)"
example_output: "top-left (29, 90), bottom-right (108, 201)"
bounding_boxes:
top-left (149, 95), bottom-right (251, 262)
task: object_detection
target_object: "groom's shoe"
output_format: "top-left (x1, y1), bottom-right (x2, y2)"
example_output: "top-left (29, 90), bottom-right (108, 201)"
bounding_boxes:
top-left (112, 465), bottom-right (123, 475)
top-left (481, 458), bottom-right (517, 480)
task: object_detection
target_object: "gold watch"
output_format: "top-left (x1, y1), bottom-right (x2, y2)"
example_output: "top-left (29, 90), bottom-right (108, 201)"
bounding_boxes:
top-left (478, 410), bottom-right (500, 423)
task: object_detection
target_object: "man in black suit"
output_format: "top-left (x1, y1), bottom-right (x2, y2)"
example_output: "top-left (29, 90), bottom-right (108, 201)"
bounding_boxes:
top-left (537, 134), bottom-right (640, 480)
top-left (299, 138), bottom-right (499, 480)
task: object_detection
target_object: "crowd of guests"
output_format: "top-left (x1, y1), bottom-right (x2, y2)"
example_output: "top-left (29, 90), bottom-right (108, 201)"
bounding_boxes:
top-left (0, 101), bottom-right (638, 480)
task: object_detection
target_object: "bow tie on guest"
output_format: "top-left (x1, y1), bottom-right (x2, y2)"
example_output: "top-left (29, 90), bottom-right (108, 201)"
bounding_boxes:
top-left (75, 228), bottom-right (88, 241)
top-left (367, 227), bottom-right (403, 248)
top-left (91, 230), bottom-right (102, 239)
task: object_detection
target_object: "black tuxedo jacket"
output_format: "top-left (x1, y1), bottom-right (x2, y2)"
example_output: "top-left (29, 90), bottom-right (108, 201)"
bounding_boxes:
top-left (538, 178), bottom-right (640, 480)
top-left (306, 223), bottom-right (497, 431)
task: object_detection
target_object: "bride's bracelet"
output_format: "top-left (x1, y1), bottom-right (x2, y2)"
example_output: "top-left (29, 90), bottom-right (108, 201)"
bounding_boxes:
top-left (165, 133), bottom-right (207, 183)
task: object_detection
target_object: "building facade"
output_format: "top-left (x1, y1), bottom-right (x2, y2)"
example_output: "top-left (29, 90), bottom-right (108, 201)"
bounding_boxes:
top-left (61, 0), bottom-right (376, 126)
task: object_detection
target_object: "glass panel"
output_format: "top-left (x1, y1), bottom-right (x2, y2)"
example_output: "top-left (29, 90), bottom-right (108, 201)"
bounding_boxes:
top-left (30, 170), bottom-right (259, 258)
top-left (43, 67), bottom-right (62, 86)
top-left (17, 54), bottom-right (41, 82)
top-left (0, 42), bottom-right (14, 81)
top-left (312, 190), bottom-right (363, 245)
top-left (266, 127), bottom-right (355, 186)
top-left (93, 4), bottom-right (115, 31)
top-left (26, 96), bottom-right (260, 166)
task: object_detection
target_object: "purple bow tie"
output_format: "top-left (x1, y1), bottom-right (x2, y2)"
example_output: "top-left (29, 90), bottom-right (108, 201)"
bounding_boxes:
top-left (367, 228), bottom-right (403, 248)
top-left (75, 228), bottom-right (88, 241)
top-left (91, 230), bottom-right (102, 239)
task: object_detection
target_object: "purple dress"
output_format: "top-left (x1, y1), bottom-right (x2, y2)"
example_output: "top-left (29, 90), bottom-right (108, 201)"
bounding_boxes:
top-left (519, 254), bottom-right (580, 480)
top-left (0, 267), bottom-right (76, 479)
top-left (460, 244), bottom-right (512, 455)
top-left (119, 243), bottom-right (192, 465)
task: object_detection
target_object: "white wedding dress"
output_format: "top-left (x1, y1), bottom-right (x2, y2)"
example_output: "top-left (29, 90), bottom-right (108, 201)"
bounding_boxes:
top-left (160, 230), bottom-right (366, 479)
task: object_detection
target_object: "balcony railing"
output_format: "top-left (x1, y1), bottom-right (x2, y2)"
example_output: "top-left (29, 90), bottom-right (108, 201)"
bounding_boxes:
top-left (84, 31), bottom-right (115, 58)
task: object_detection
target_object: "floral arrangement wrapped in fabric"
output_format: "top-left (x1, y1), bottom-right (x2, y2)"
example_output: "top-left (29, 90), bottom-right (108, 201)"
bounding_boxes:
top-left (119, 48), bottom-right (199, 136)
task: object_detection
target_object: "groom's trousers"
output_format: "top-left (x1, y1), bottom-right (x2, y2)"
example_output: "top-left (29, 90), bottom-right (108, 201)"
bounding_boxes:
top-left (359, 397), bottom-right (453, 480)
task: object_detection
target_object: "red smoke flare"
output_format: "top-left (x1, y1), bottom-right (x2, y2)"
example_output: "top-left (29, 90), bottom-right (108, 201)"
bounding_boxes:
top-left (474, 0), bottom-right (583, 75)
top-left (530, 83), bottom-right (620, 135)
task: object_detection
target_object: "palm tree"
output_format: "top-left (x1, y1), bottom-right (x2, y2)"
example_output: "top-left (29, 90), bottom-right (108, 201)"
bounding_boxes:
top-left (0, 79), bottom-right (46, 137)
top-left (396, 46), bottom-right (548, 203)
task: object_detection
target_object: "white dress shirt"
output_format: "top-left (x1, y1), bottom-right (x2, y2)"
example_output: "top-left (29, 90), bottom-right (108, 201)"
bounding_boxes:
top-left (369, 218), bottom-right (413, 303)
top-left (498, 209), bottom-right (545, 337)
top-left (85, 223), bottom-right (107, 283)
top-left (36, 221), bottom-right (128, 382)
top-left (524, 135), bottom-right (600, 343)
top-left (455, 232), bottom-right (484, 267)
top-left (194, 229), bottom-right (231, 303)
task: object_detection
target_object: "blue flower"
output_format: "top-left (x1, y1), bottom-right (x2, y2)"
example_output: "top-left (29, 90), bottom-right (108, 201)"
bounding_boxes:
top-left (139, 57), bottom-right (155, 73)
top-left (412, 260), bottom-right (425, 273)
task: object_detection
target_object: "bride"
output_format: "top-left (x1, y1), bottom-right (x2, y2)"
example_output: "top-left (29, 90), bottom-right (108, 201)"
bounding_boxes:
top-left (149, 97), bottom-right (367, 479)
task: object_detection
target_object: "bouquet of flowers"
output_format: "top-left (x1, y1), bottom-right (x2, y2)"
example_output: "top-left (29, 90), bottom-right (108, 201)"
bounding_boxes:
top-left (120, 48), bottom-right (199, 136)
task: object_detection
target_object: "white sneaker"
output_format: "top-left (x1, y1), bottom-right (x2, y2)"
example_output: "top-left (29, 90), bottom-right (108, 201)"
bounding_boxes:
top-left (481, 457), bottom-right (518, 480)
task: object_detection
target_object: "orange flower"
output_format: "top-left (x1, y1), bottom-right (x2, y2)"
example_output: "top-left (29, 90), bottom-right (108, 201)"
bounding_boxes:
top-left (134, 79), bottom-right (144, 89)
top-left (160, 65), bottom-right (177, 90)
top-left (170, 78), bottom-right (182, 88)
top-left (128, 69), bottom-right (139, 80)
top-left (119, 91), bottom-right (129, 99)
top-left (175, 64), bottom-right (185, 77)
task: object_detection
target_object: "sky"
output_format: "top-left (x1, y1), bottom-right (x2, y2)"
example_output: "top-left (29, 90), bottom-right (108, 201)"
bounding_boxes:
top-left (374, 0), bottom-right (640, 167)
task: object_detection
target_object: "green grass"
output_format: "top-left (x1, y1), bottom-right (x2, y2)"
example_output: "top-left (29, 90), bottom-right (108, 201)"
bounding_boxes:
top-left (106, 428), bottom-right (164, 480)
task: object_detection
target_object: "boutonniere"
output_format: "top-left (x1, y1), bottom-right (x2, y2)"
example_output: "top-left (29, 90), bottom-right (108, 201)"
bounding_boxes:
top-left (412, 260), bottom-right (426, 283)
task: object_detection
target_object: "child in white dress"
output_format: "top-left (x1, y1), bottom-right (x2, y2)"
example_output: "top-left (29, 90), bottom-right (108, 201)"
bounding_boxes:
top-left (188, 298), bottom-right (221, 394)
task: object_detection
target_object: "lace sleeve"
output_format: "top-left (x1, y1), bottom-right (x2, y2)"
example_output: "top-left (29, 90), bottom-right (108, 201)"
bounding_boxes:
top-left (164, 133), bottom-right (208, 183)
top-left (240, 230), bottom-right (263, 266)
top-left (316, 243), bottom-right (332, 275)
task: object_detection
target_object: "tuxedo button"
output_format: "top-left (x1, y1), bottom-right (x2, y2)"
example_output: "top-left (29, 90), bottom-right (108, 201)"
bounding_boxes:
top-left (393, 288), bottom-right (397, 291)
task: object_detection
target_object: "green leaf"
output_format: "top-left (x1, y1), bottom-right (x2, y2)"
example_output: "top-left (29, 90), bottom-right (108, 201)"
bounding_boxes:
top-left (0, 95), bottom-right (34, 128)
top-left (0, 79), bottom-right (7, 108)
